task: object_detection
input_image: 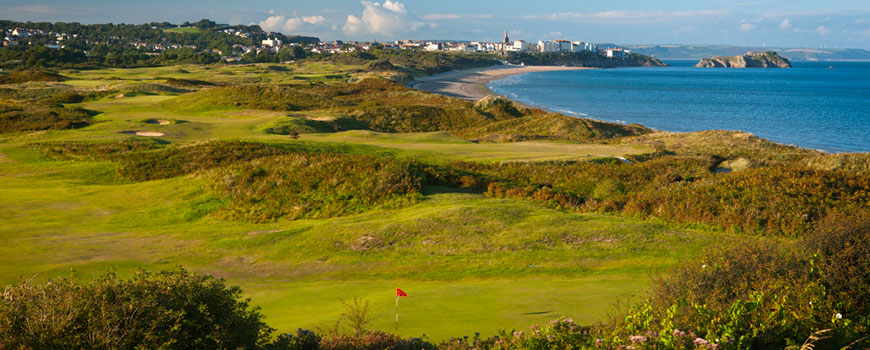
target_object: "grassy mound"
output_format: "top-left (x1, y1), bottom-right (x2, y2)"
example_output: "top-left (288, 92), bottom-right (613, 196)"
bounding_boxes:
top-left (0, 70), bottom-right (68, 84)
top-left (209, 153), bottom-right (427, 222)
top-left (458, 113), bottom-right (650, 143)
top-left (159, 84), bottom-right (338, 113)
top-left (0, 102), bottom-right (94, 133)
top-left (255, 115), bottom-right (366, 135)
top-left (29, 138), bottom-right (166, 160)
top-left (118, 82), bottom-right (193, 95)
top-left (622, 130), bottom-right (817, 162)
top-left (804, 152), bottom-right (870, 175)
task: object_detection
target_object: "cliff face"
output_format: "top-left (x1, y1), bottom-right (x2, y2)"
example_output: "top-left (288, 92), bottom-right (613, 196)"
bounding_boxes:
top-left (695, 51), bottom-right (792, 68)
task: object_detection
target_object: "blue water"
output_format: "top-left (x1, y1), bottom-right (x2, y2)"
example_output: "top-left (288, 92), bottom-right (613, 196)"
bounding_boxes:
top-left (488, 61), bottom-right (870, 153)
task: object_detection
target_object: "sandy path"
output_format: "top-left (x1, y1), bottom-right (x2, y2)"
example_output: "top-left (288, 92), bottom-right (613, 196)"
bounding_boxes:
top-left (408, 65), bottom-right (593, 101)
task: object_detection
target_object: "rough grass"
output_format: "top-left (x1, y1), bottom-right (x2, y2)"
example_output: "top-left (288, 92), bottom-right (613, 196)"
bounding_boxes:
top-left (0, 70), bottom-right (68, 84)
top-left (0, 144), bottom-right (746, 339)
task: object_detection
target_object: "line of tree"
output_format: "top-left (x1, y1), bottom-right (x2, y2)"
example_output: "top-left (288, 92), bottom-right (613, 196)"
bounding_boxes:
top-left (0, 19), bottom-right (318, 69)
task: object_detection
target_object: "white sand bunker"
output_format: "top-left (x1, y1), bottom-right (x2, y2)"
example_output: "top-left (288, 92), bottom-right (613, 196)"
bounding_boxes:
top-left (120, 131), bottom-right (165, 137)
top-left (145, 119), bottom-right (171, 125)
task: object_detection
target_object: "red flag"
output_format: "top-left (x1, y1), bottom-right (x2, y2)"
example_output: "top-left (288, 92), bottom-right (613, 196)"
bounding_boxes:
top-left (396, 288), bottom-right (407, 297)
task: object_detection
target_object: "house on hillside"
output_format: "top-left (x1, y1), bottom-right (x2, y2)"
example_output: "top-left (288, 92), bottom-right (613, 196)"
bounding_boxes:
top-left (605, 48), bottom-right (629, 58)
top-left (12, 28), bottom-right (31, 38)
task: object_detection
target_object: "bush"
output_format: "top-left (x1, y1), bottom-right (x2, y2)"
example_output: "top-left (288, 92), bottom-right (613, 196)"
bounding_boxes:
top-left (0, 102), bottom-right (94, 133)
top-left (601, 213), bottom-right (870, 349)
top-left (0, 70), bottom-right (68, 84)
top-left (441, 318), bottom-right (592, 350)
top-left (0, 268), bottom-right (273, 350)
top-left (209, 153), bottom-right (427, 222)
top-left (29, 138), bottom-right (166, 161)
top-left (265, 329), bottom-right (321, 350)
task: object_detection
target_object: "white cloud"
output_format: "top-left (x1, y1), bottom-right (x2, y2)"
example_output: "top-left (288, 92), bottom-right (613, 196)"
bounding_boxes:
top-left (817, 25), bottom-right (830, 36)
top-left (343, 1), bottom-right (428, 37)
top-left (259, 15), bottom-right (325, 33)
top-left (739, 22), bottom-right (757, 31)
top-left (268, 9), bottom-right (275, 15)
top-left (779, 19), bottom-right (791, 29)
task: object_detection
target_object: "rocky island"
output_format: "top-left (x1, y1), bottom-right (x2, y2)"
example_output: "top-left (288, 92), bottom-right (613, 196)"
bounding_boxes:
top-left (695, 51), bottom-right (792, 68)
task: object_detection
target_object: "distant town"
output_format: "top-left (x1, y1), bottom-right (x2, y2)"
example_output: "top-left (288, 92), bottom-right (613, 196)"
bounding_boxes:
top-left (2, 22), bottom-right (631, 64)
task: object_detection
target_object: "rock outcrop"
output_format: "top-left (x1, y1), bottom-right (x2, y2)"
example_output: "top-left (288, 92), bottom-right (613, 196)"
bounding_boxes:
top-left (695, 51), bottom-right (792, 68)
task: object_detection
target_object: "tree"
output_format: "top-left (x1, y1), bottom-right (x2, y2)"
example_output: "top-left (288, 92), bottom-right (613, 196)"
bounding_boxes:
top-left (0, 268), bottom-right (274, 350)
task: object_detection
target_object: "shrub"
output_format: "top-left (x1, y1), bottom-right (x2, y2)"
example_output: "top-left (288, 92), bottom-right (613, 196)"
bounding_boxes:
top-left (601, 213), bottom-right (870, 349)
top-left (0, 102), bottom-right (94, 133)
top-left (29, 138), bottom-right (165, 160)
top-left (0, 268), bottom-right (273, 350)
top-left (117, 141), bottom-right (290, 181)
top-left (441, 318), bottom-right (592, 350)
top-left (209, 153), bottom-right (427, 222)
top-left (0, 70), bottom-right (68, 84)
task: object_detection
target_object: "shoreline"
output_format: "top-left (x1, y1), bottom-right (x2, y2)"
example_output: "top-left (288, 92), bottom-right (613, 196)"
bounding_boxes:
top-left (408, 65), bottom-right (852, 154)
top-left (408, 65), bottom-right (593, 101)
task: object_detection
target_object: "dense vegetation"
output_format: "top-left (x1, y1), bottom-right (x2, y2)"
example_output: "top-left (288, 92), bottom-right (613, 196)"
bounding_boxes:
top-left (317, 49), bottom-right (499, 75)
top-left (0, 269), bottom-right (274, 349)
top-left (28, 138), bottom-right (870, 237)
top-left (599, 214), bottom-right (870, 349)
top-left (0, 269), bottom-right (437, 350)
top-left (508, 51), bottom-right (667, 68)
top-left (0, 19), bottom-right (318, 69)
top-left (0, 70), bottom-right (67, 84)
top-left (209, 153), bottom-right (426, 222)
top-left (0, 101), bottom-right (94, 133)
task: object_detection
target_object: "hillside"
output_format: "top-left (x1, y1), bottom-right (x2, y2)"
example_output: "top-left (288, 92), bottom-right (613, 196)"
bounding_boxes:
top-left (508, 51), bottom-right (667, 67)
top-left (695, 51), bottom-right (792, 68)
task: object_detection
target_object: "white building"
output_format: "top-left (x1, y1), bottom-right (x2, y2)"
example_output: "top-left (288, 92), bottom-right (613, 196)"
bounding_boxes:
top-left (555, 40), bottom-right (572, 52)
top-left (605, 48), bottom-right (629, 58)
top-left (537, 40), bottom-right (560, 53)
top-left (513, 40), bottom-right (533, 52)
top-left (261, 38), bottom-right (282, 47)
top-left (572, 41), bottom-right (596, 52)
top-left (424, 43), bottom-right (441, 51)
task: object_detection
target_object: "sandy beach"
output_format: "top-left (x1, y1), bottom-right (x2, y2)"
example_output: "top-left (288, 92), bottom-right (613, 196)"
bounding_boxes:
top-left (408, 65), bottom-right (593, 101)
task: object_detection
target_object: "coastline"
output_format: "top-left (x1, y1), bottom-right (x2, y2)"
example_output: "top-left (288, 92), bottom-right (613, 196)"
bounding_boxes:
top-left (408, 65), bottom-right (593, 101)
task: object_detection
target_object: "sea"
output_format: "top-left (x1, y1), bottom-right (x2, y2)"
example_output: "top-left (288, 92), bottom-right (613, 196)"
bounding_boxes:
top-left (487, 61), bottom-right (870, 153)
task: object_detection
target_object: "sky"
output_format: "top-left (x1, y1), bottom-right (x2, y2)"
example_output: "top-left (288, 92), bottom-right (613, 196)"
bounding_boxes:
top-left (2, 0), bottom-right (870, 48)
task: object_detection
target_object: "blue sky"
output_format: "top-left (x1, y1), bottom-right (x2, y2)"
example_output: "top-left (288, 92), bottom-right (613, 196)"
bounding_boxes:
top-left (2, 0), bottom-right (870, 48)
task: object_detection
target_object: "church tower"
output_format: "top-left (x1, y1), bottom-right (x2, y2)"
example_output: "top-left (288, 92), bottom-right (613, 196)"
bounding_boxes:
top-left (503, 27), bottom-right (510, 44)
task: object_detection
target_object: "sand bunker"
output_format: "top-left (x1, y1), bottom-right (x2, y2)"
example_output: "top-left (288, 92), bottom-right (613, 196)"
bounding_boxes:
top-left (145, 119), bottom-right (171, 125)
top-left (120, 131), bottom-right (165, 137)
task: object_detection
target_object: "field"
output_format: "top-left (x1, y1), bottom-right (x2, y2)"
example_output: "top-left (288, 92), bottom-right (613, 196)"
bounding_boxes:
top-left (1, 62), bottom-right (865, 345)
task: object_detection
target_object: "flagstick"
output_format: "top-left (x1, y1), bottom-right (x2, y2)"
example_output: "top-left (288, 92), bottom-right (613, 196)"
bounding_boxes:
top-left (395, 295), bottom-right (399, 331)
